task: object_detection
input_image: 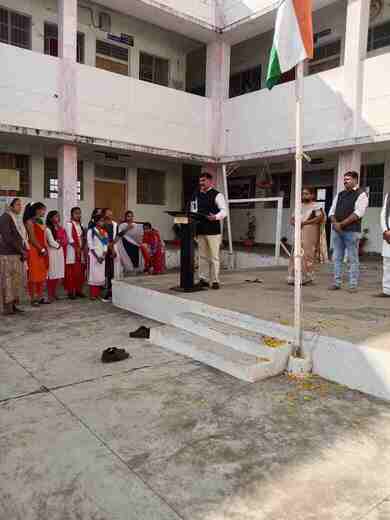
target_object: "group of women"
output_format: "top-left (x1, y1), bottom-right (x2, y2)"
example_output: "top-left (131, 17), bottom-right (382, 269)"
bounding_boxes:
top-left (0, 200), bottom-right (166, 315)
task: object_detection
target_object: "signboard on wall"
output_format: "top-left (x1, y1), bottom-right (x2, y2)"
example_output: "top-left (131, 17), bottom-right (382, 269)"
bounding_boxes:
top-left (107, 33), bottom-right (134, 46)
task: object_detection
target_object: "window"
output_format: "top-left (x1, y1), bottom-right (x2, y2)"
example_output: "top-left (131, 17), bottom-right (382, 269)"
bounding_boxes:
top-left (139, 52), bottom-right (169, 87)
top-left (96, 39), bottom-right (128, 76)
top-left (229, 65), bottom-right (261, 98)
top-left (44, 158), bottom-right (84, 201)
top-left (308, 39), bottom-right (341, 75)
top-left (361, 164), bottom-right (384, 208)
top-left (0, 7), bottom-right (31, 49)
top-left (137, 169), bottom-right (166, 205)
top-left (44, 23), bottom-right (84, 63)
top-left (367, 21), bottom-right (390, 52)
top-left (0, 153), bottom-right (30, 197)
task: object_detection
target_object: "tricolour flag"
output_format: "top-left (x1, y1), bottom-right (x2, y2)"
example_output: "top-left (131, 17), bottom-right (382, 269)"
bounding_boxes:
top-left (266, 0), bottom-right (313, 90)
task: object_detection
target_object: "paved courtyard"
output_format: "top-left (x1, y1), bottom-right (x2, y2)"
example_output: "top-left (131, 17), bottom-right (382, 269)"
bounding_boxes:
top-left (1, 292), bottom-right (390, 520)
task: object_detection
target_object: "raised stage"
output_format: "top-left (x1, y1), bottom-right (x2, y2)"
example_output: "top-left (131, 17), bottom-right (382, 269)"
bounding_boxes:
top-left (113, 263), bottom-right (390, 400)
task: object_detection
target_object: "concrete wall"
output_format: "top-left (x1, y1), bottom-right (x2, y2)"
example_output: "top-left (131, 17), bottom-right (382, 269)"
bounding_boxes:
top-left (127, 159), bottom-right (182, 239)
top-left (77, 62), bottom-right (211, 156)
top-left (223, 66), bottom-right (346, 156)
top-left (0, 43), bottom-right (212, 156)
top-left (361, 53), bottom-right (390, 139)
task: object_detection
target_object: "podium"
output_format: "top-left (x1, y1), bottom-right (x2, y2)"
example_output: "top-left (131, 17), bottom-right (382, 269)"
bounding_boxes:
top-left (166, 211), bottom-right (207, 292)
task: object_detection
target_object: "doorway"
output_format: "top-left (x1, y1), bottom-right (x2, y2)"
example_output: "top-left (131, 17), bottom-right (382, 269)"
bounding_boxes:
top-left (315, 186), bottom-right (333, 248)
top-left (182, 164), bottom-right (201, 210)
top-left (95, 180), bottom-right (126, 222)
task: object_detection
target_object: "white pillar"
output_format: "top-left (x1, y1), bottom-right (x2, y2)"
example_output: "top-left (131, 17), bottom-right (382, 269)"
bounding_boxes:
top-left (58, 0), bottom-right (78, 133)
top-left (58, 0), bottom-right (78, 224)
top-left (206, 39), bottom-right (231, 158)
top-left (343, 0), bottom-right (370, 138)
top-left (58, 145), bottom-right (78, 224)
top-left (335, 150), bottom-right (362, 194)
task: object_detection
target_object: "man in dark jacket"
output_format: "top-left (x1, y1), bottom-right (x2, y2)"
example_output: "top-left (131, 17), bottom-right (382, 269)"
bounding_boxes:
top-left (191, 168), bottom-right (227, 290)
top-left (328, 171), bottom-right (368, 292)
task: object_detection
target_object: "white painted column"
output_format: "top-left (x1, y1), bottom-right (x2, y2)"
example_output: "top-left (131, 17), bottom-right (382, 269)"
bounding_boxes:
top-left (58, 0), bottom-right (78, 223)
top-left (206, 39), bottom-right (231, 158)
top-left (343, 0), bottom-right (370, 138)
top-left (335, 150), bottom-right (362, 194)
top-left (58, 145), bottom-right (78, 223)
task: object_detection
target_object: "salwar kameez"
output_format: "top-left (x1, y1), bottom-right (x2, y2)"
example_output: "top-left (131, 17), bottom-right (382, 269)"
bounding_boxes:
top-left (288, 203), bottom-right (326, 284)
top-left (143, 229), bottom-right (166, 274)
top-left (0, 255), bottom-right (24, 313)
top-left (65, 221), bottom-right (85, 296)
top-left (46, 226), bottom-right (67, 300)
top-left (27, 222), bottom-right (49, 301)
top-left (87, 227), bottom-right (108, 298)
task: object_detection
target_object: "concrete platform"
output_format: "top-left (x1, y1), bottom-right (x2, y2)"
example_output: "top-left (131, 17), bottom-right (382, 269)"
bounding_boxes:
top-left (113, 262), bottom-right (390, 400)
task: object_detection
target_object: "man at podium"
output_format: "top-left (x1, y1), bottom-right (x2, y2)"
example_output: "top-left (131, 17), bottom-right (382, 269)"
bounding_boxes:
top-left (190, 168), bottom-right (227, 290)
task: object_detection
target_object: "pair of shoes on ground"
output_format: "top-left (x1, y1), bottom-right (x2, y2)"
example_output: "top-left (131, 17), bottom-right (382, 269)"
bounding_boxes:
top-left (196, 280), bottom-right (220, 290)
top-left (101, 347), bottom-right (131, 363)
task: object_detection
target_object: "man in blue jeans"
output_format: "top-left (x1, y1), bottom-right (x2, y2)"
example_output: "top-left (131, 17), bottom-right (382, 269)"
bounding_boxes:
top-left (328, 171), bottom-right (368, 293)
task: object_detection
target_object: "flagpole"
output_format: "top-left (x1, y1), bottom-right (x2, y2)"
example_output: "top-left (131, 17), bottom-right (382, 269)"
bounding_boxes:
top-left (293, 61), bottom-right (304, 356)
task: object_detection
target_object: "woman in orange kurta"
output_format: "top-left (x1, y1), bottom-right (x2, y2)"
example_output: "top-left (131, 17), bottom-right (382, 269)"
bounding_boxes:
top-left (23, 202), bottom-right (49, 306)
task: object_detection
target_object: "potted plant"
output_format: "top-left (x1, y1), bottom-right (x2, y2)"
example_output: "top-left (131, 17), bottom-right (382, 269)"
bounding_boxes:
top-left (243, 212), bottom-right (256, 248)
top-left (359, 228), bottom-right (369, 257)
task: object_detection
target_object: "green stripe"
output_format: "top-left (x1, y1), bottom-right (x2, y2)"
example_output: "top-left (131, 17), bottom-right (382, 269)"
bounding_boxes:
top-left (266, 45), bottom-right (281, 90)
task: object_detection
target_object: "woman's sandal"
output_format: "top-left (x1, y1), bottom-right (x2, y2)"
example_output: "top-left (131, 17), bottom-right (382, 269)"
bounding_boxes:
top-left (101, 347), bottom-right (131, 363)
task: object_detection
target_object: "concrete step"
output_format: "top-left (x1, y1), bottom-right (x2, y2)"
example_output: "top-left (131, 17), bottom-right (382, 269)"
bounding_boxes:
top-left (150, 325), bottom-right (283, 383)
top-left (173, 312), bottom-right (292, 373)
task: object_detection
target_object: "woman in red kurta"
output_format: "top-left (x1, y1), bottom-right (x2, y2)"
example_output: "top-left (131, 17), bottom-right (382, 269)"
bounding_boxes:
top-left (142, 223), bottom-right (166, 275)
top-left (23, 202), bottom-right (49, 306)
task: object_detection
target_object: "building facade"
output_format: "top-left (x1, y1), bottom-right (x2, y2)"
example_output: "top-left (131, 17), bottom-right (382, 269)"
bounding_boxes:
top-left (0, 0), bottom-right (389, 252)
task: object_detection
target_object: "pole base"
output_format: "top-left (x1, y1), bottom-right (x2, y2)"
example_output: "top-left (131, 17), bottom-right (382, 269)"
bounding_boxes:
top-left (287, 355), bottom-right (312, 376)
top-left (170, 286), bottom-right (206, 293)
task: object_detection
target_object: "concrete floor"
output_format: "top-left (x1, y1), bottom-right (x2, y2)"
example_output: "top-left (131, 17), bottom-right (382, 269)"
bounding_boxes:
top-left (1, 297), bottom-right (390, 519)
top-left (127, 260), bottom-right (390, 345)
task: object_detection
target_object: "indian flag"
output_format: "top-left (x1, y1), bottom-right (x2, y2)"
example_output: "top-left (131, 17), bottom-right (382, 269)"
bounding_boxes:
top-left (266, 0), bottom-right (313, 90)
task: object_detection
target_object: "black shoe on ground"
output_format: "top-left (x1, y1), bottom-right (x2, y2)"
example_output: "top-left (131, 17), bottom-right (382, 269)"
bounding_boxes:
top-left (196, 279), bottom-right (210, 289)
top-left (68, 294), bottom-right (77, 300)
top-left (129, 326), bottom-right (150, 339)
top-left (373, 292), bottom-right (390, 298)
top-left (101, 347), bottom-right (130, 363)
top-left (328, 284), bottom-right (341, 291)
top-left (76, 292), bottom-right (86, 298)
top-left (13, 305), bottom-right (24, 313)
top-left (212, 282), bottom-right (220, 290)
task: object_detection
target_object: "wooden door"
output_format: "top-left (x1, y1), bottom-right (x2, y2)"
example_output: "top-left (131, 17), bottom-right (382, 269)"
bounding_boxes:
top-left (95, 181), bottom-right (126, 222)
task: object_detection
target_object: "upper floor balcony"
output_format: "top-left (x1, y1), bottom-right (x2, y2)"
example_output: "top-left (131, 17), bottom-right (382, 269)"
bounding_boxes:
top-left (0, 42), bottom-right (212, 159)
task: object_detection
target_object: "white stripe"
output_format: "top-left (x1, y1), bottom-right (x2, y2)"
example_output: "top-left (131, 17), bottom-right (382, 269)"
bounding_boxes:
top-left (274, 0), bottom-right (307, 73)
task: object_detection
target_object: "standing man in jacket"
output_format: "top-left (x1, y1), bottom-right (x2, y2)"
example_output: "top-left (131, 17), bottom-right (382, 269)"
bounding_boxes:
top-left (191, 168), bottom-right (227, 290)
top-left (328, 170), bottom-right (368, 292)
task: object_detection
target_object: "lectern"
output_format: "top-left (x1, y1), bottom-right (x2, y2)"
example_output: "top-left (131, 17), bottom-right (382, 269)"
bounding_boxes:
top-left (166, 211), bottom-right (206, 292)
